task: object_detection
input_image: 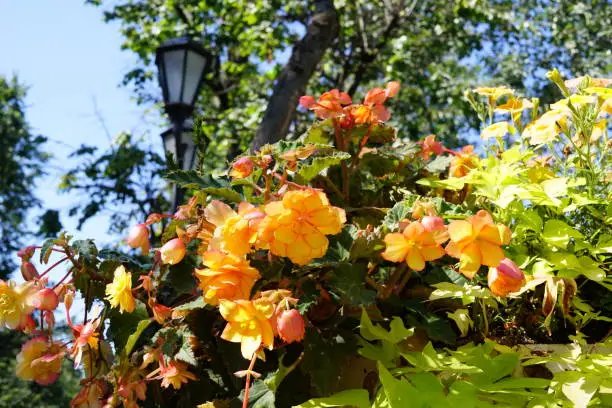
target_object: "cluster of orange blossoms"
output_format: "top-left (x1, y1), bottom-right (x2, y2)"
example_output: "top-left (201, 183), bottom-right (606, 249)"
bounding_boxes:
top-left (382, 209), bottom-right (524, 294)
top-left (299, 81), bottom-right (400, 124)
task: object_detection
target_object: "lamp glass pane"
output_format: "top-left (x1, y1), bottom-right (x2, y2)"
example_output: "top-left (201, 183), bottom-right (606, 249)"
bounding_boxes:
top-left (182, 51), bottom-right (207, 106)
top-left (163, 49), bottom-right (186, 104)
top-left (181, 132), bottom-right (197, 171)
top-left (162, 131), bottom-right (177, 159)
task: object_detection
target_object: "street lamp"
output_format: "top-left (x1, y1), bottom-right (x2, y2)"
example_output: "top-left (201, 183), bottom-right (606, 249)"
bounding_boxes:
top-left (155, 36), bottom-right (212, 207)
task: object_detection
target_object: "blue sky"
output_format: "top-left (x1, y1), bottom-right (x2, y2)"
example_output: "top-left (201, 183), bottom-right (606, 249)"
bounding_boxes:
top-left (0, 1), bottom-right (164, 246)
top-left (0, 2), bottom-right (167, 294)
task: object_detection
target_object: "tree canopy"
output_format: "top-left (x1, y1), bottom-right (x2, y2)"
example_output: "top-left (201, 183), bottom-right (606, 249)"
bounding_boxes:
top-left (0, 75), bottom-right (51, 279)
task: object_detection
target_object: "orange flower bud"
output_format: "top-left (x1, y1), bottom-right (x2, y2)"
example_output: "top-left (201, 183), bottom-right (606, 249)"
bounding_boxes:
top-left (33, 288), bottom-right (59, 311)
top-left (160, 238), bottom-right (186, 265)
top-left (126, 224), bottom-right (150, 255)
top-left (20, 261), bottom-right (39, 281)
top-left (277, 309), bottom-right (305, 344)
top-left (488, 258), bottom-right (525, 297)
top-left (421, 216), bottom-right (444, 232)
top-left (230, 157), bottom-right (254, 179)
top-left (64, 291), bottom-right (74, 311)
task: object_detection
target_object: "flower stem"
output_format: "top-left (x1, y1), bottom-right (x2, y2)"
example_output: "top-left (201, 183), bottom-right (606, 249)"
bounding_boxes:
top-left (242, 351), bottom-right (259, 408)
top-left (38, 256), bottom-right (68, 279)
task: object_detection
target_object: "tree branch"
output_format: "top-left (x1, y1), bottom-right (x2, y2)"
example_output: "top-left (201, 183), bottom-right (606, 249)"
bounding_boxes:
top-left (250, 0), bottom-right (339, 150)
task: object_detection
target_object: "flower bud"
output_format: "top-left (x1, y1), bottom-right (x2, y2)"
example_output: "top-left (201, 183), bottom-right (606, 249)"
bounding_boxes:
top-left (17, 246), bottom-right (36, 261)
top-left (20, 261), bottom-right (39, 281)
top-left (230, 157), bottom-right (254, 179)
top-left (160, 238), bottom-right (186, 265)
top-left (488, 258), bottom-right (525, 297)
top-left (33, 288), bottom-right (60, 311)
top-left (146, 213), bottom-right (163, 225)
top-left (277, 309), bottom-right (305, 344)
top-left (258, 154), bottom-right (273, 169)
top-left (421, 216), bottom-right (444, 232)
top-left (64, 291), bottom-right (74, 311)
top-left (126, 224), bottom-right (150, 255)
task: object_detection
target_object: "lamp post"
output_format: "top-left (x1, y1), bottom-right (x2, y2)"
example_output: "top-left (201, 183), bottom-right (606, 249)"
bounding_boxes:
top-left (155, 36), bottom-right (212, 208)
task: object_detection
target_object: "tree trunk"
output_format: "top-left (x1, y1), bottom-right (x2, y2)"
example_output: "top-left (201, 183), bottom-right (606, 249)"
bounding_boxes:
top-left (250, 0), bottom-right (338, 150)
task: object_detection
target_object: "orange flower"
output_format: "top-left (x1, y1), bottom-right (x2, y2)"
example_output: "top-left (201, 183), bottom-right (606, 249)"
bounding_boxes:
top-left (149, 360), bottom-right (196, 390)
top-left (418, 134), bottom-right (443, 159)
top-left (71, 379), bottom-right (104, 408)
top-left (219, 299), bottom-right (275, 359)
top-left (349, 81), bottom-right (400, 124)
top-left (449, 145), bottom-right (478, 178)
top-left (299, 89), bottom-right (352, 119)
top-left (195, 251), bottom-right (260, 305)
top-left (382, 220), bottom-right (446, 271)
top-left (0, 280), bottom-right (37, 329)
top-left (70, 316), bottom-right (100, 367)
top-left (230, 157), bottom-right (254, 179)
top-left (206, 201), bottom-right (265, 257)
top-left (257, 189), bottom-right (346, 265)
top-left (488, 258), bottom-right (525, 297)
top-left (15, 337), bottom-right (65, 385)
top-left (445, 210), bottom-right (511, 278)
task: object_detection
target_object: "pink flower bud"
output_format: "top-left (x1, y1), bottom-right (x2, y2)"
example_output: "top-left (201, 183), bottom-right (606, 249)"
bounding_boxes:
top-left (126, 224), bottom-right (150, 255)
top-left (299, 95), bottom-right (316, 109)
top-left (277, 309), bottom-right (305, 344)
top-left (33, 288), bottom-right (60, 311)
top-left (20, 261), bottom-right (39, 281)
top-left (230, 157), bottom-right (254, 179)
top-left (17, 246), bottom-right (36, 261)
top-left (385, 81), bottom-right (401, 98)
top-left (421, 216), bottom-right (444, 232)
top-left (64, 291), bottom-right (74, 311)
top-left (488, 258), bottom-right (525, 297)
top-left (160, 238), bottom-right (186, 265)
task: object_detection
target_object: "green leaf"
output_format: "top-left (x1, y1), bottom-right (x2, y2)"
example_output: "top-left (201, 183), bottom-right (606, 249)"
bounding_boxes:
top-left (425, 155), bottom-right (452, 174)
top-left (123, 319), bottom-right (152, 358)
top-left (293, 389), bottom-right (370, 408)
top-left (296, 280), bottom-right (319, 314)
top-left (201, 187), bottom-right (242, 203)
top-left (175, 327), bottom-right (197, 366)
top-left (108, 301), bottom-right (149, 351)
top-left (165, 170), bottom-right (216, 189)
top-left (295, 152), bottom-right (351, 183)
top-left (71, 239), bottom-right (99, 265)
top-left (378, 362), bottom-right (420, 407)
top-left (328, 263), bottom-right (376, 306)
top-left (382, 198), bottom-right (418, 231)
top-left (557, 372), bottom-right (600, 408)
top-left (39, 238), bottom-right (55, 264)
top-left (367, 123), bottom-right (396, 144)
top-left (360, 309), bottom-right (414, 344)
top-left (417, 177), bottom-right (466, 190)
top-left (241, 380), bottom-right (276, 408)
top-left (446, 309), bottom-right (473, 337)
top-left (310, 225), bottom-right (355, 266)
top-left (173, 297), bottom-right (208, 311)
top-left (542, 219), bottom-right (583, 248)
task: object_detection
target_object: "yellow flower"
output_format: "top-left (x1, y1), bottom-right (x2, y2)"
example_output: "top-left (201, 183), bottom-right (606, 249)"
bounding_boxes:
top-left (445, 210), bottom-right (511, 278)
top-left (258, 189), bottom-right (346, 265)
top-left (16, 337), bottom-right (65, 385)
top-left (494, 98), bottom-right (533, 113)
top-left (195, 251), bottom-right (260, 306)
top-left (206, 201), bottom-right (265, 257)
top-left (590, 119), bottom-right (607, 142)
top-left (382, 221), bottom-right (446, 271)
top-left (0, 280), bottom-right (36, 329)
top-left (600, 99), bottom-right (612, 116)
top-left (105, 266), bottom-right (135, 313)
top-left (550, 95), bottom-right (597, 112)
top-left (524, 122), bottom-right (559, 145)
top-left (473, 86), bottom-right (514, 99)
top-left (219, 299), bottom-right (275, 359)
top-left (480, 121), bottom-right (514, 140)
